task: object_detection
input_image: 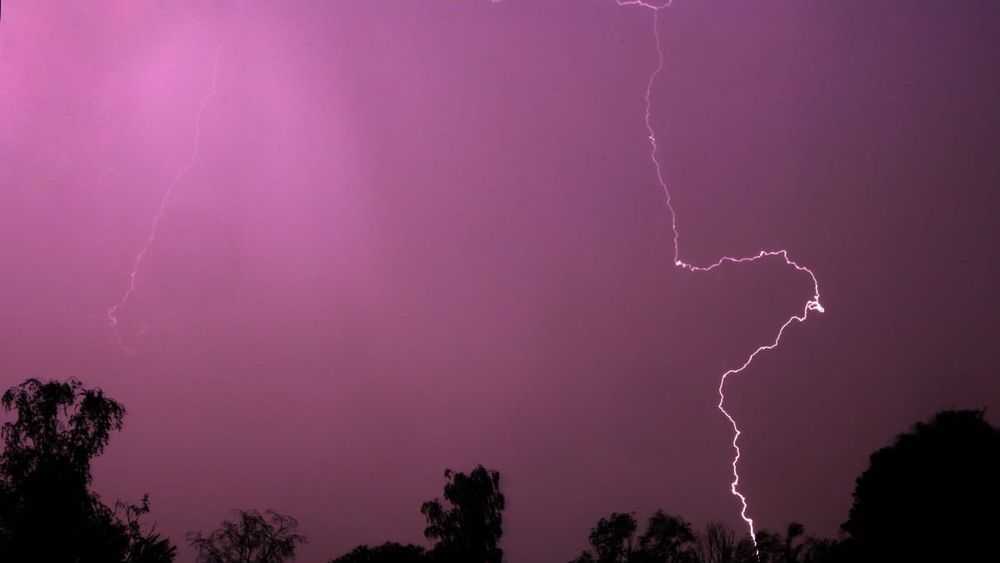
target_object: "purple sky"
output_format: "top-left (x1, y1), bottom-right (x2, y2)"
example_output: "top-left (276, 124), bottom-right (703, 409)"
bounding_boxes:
top-left (2, 1), bottom-right (999, 561)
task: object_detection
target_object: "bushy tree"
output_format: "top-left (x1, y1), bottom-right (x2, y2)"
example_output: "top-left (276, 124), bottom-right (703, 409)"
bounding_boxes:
top-left (696, 521), bottom-right (820, 563)
top-left (115, 494), bottom-right (180, 562)
top-left (841, 409), bottom-right (1000, 561)
top-left (329, 541), bottom-right (427, 563)
top-left (694, 521), bottom-right (741, 563)
top-left (421, 465), bottom-right (505, 563)
top-left (794, 536), bottom-right (843, 563)
top-left (578, 512), bottom-right (637, 563)
top-left (635, 511), bottom-right (698, 563)
top-left (0, 378), bottom-right (174, 562)
top-left (571, 510), bottom-right (697, 563)
top-left (188, 509), bottom-right (306, 563)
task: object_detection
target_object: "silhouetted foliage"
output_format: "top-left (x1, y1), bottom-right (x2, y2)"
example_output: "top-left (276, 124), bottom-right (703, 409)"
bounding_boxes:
top-left (564, 409), bottom-right (999, 563)
top-left (693, 521), bottom-right (746, 563)
top-left (115, 494), bottom-right (180, 563)
top-left (6, 373), bottom-right (989, 563)
top-left (793, 537), bottom-right (843, 563)
top-left (329, 541), bottom-right (428, 563)
top-left (695, 520), bottom-right (838, 563)
top-left (737, 521), bottom-right (811, 563)
top-left (0, 378), bottom-right (174, 562)
top-left (782, 522), bottom-right (804, 560)
top-left (566, 409), bottom-right (1000, 563)
top-left (635, 511), bottom-right (698, 563)
top-left (840, 409), bottom-right (1000, 562)
top-left (421, 465), bottom-right (505, 563)
top-left (188, 509), bottom-right (306, 563)
top-left (571, 510), bottom-right (697, 563)
top-left (752, 529), bottom-right (785, 563)
top-left (570, 513), bottom-right (838, 563)
top-left (571, 512), bottom-right (637, 563)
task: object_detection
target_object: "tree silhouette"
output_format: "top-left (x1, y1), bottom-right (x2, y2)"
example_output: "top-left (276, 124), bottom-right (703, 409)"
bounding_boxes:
top-left (635, 510), bottom-right (698, 563)
top-left (188, 509), bottom-right (306, 563)
top-left (781, 522), bottom-right (804, 562)
top-left (737, 522), bottom-right (810, 563)
top-left (0, 378), bottom-right (174, 562)
top-left (793, 536), bottom-right (842, 563)
top-left (698, 521), bottom-right (820, 563)
top-left (841, 409), bottom-right (1000, 562)
top-left (329, 541), bottom-right (427, 563)
top-left (421, 465), bottom-right (505, 563)
top-left (115, 494), bottom-right (180, 563)
top-left (570, 512), bottom-right (637, 563)
top-left (694, 521), bottom-right (740, 563)
top-left (752, 530), bottom-right (784, 563)
top-left (571, 510), bottom-right (698, 563)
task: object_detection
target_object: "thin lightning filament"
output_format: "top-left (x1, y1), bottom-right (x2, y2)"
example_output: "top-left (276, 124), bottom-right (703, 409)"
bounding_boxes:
top-left (616, 0), bottom-right (825, 549)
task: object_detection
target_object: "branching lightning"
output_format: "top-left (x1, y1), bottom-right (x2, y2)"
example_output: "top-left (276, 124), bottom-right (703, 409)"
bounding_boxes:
top-left (105, 0), bottom-right (823, 547)
top-left (107, 5), bottom-right (243, 352)
top-left (616, 0), bottom-right (825, 549)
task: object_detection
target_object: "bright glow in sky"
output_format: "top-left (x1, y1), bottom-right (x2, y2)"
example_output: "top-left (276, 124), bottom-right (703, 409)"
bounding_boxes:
top-left (2, 1), bottom-right (999, 561)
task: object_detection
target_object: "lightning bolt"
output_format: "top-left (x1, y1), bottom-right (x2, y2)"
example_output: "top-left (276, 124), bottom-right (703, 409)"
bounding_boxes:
top-left (107, 4), bottom-right (243, 352)
top-left (104, 0), bottom-right (823, 547)
top-left (616, 0), bottom-right (825, 549)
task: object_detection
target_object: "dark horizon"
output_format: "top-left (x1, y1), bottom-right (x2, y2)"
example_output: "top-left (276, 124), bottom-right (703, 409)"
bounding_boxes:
top-left (2, 1), bottom-right (999, 561)
top-left (1, 378), bottom-right (997, 562)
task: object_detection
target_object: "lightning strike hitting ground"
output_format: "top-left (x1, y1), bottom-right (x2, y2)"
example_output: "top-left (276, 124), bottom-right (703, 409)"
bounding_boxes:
top-left (616, 0), bottom-right (825, 549)
top-left (106, 0), bottom-right (823, 547)
top-left (107, 6), bottom-right (243, 353)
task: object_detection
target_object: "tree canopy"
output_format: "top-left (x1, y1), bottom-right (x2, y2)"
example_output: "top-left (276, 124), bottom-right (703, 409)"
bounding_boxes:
top-left (841, 409), bottom-right (1000, 561)
top-left (188, 509), bottom-right (307, 563)
top-left (570, 510), bottom-right (702, 563)
top-left (421, 465), bottom-right (506, 563)
top-left (0, 378), bottom-right (174, 562)
top-left (2, 376), bottom-right (994, 563)
top-left (329, 541), bottom-right (428, 563)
